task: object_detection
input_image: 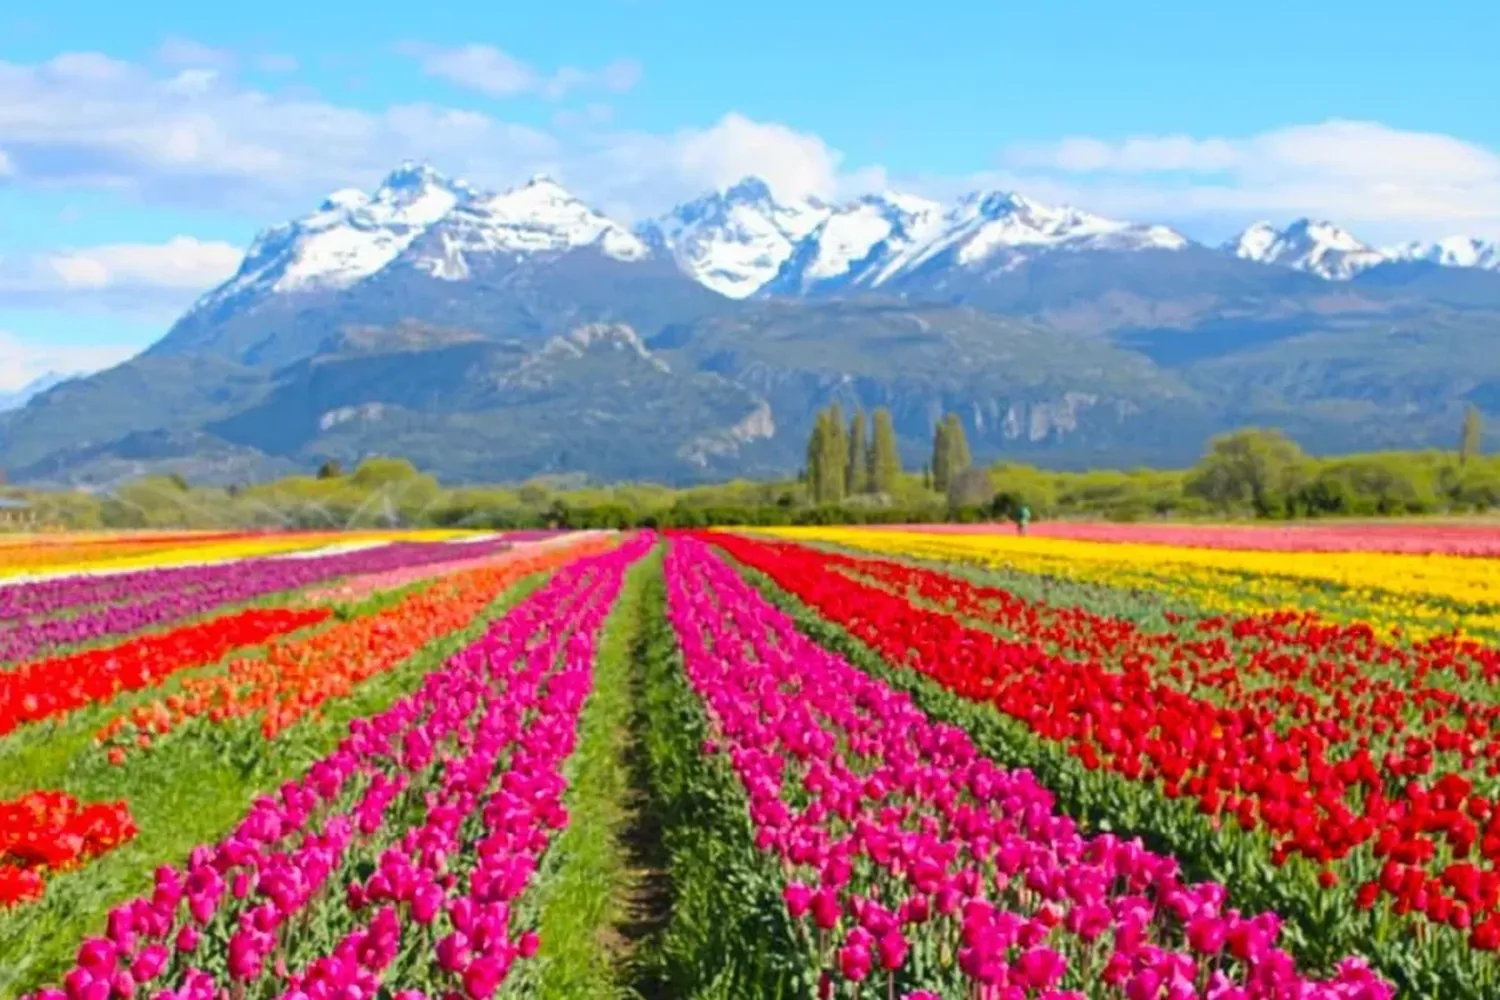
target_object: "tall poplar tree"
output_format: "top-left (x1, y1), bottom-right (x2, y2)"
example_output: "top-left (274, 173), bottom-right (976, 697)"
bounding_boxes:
top-left (805, 412), bottom-right (826, 500)
top-left (828, 403), bottom-right (849, 500)
top-left (945, 413), bottom-right (972, 476)
top-left (847, 411), bottom-right (869, 494)
top-left (1461, 405), bottom-right (1484, 466)
top-left (869, 407), bottom-right (901, 495)
top-left (805, 405), bottom-right (851, 504)
top-left (932, 412), bottom-right (972, 493)
top-left (931, 417), bottom-right (952, 492)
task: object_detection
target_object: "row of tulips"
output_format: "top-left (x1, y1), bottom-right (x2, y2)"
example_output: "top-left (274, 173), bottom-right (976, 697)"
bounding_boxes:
top-left (664, 536), bottom-right (1391, 998)
top-left (0, 792), bottom-right (138, 908)
top-left (0, 531), bottom-right (431, 580)
top-left (905, 523), bottom-right (1500, 558)
top-left (0, 539), bottom-right (511, 664)
top-left (296, 533), bottom-right (582, 606)
top-left (0, 540), bottom-right (364, 622)
top-left (96, 533), bottom-right (613, 751)
top-left (0, 532), bottom-right (251, 551)
top-left (0, 606), bottom-right (331, 737)
top-left (0, 537), bottom-right (268, 576)
top-left (772, 527), bottom-right (1500, 640)
top-left (706, 533), bottom-right (1500, 980)
top-left (0, 534), bottom-right (544, 622)
top-left (823, 537), bottom-right (1500, 713)
top-left (21, 534), bottom-right (651, 1000)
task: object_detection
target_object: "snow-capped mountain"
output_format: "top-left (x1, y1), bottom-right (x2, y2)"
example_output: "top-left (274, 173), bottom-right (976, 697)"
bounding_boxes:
top-left (1223, 219), bottom-right (1389, 280)
top-left (151, 162), bottom-right (673, 365)
top-left (199, 163), bottom-right (477, 312)
top-left (635, 178), bottom-right (832, 299)
top-left (869, 191), bottom-right (1190, 285)
top-left (763, 191), bottom-right (944, 295)
top-left (766, 189), bottom-right (1189, 295)
top-left (1387, 235), bottom-right (1500, 271)
top-left (170, 158), bottom-right (1500, 327)
top-left (409, 175), bottom-right (647, 282)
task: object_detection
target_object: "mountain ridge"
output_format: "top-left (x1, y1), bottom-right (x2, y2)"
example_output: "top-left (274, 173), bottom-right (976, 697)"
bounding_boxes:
top-left (5, 160), bottom-right (1500, 487)
top-left (149, 161), bottom-right (1500, 345)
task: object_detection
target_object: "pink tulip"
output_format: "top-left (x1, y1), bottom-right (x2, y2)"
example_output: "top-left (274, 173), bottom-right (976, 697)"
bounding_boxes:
top-left (837, 943), bottom-right (871, 982)
top-left (660, 538), bottom-right (1395, 1000)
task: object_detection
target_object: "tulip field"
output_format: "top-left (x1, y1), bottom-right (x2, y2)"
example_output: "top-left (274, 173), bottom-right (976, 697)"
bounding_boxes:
top-left (2, 524), bottom-right (1499, 997)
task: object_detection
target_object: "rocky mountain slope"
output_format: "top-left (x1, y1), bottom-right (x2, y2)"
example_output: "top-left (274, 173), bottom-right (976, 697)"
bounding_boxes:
top-left (4, 162), bottom-right (1499, 486)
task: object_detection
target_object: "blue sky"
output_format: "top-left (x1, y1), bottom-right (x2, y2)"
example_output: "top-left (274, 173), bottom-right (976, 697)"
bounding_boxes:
top-left (2, 0), bottom-right (1498, 388)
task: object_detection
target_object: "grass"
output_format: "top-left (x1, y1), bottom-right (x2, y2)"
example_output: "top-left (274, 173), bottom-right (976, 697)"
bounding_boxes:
top-left (497, 548), bottom-right (658, 999)
top-left (0, 570), bottom-right (552, 1000)
top-left (626, 558), bottom-right (815, 1000)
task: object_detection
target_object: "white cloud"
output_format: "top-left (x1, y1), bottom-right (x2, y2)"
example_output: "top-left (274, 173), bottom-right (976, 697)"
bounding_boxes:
top-left (44, 52), bottom-right (133, 82)
top-left (156, 37), bottom-right (236, 72)
top-left (0, 54), bottom-right (561, 210)
top-left (542, 59), bottom-right (641, 99)
top-left (43, 237), bottom-right (242, 290)
top-left (400, 43), bottom-right (641, 100)
top-left (1006, 135), bottom-right (1239, 174)
top-left (996, 120), bottom-right (1500, 241)
top-left (0, 237), bottom-right (242, 310)
top-left (582, 113), bottom-right (867, 218)
top-left (6, 50), bottom-right (1499, 246)
top-left (672, 113), bottom-right (842, 200)
top-left (0, 52), bottom-right (870, 223)
top-left (405, 43), bottom-right (534, 97)
top-left (0, 331), bottom-right (135, 392)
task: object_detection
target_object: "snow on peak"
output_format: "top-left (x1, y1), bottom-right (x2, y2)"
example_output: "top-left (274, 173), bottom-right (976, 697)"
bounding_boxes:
top-left (841, 188), bottom-right (1187, 289)
top-left (200, 164), bottom-right (476, 309)
top-left (946, 189), bottom-right (1187, 265)
top-left (412, 175), bottom-right (646, 281)
top-left (763, 187), bottom-right (1188, 296)
top-left (320, 188), bottom-right (371, 212)
top-left (1387, 235), bottom-right (1500, 272)
top-left (765, 191), bottom-right (944, 294)
top-left (1223, 218), bottom-right (1387, 279)
top-left (636, 176), bottom-right (833, 299)
top-left (1226, 221), bottom-right (1280, 262)
top-left (190, 163), bottom-right (651, 311)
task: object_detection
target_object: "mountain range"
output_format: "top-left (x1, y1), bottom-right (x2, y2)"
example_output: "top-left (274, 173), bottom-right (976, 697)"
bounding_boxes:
top-left (3, 162), bottom-right (1499, 487)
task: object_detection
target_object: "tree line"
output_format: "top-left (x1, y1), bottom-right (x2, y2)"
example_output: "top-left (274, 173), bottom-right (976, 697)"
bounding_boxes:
top-left (803, 405), bottom-right (902, 503)
top-left (3, 408), bottom-right (1493, 530)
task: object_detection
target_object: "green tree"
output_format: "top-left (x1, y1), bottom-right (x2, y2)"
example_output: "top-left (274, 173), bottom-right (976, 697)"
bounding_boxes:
top-left (945, 413), bottom-right (972, 476)
top-left (931, 419), bottom-right (951, 493)
top-left (805, 406), bottom-right (850, 504)
top-left (1186, 427), bottom-right (1307, 517)
top-left (804, 414), bottom-right (825, 500)
top-left (350, 457), bottom-right (423, 488)
top-left (932, 413), bottom-right (971, 493)
top-left (868, 407), bottom-right (901, 495)
top-left (847, 411), bottom-right (869, 494)
top-left (317, 458), bottom-right (344, 479)
top-left (826, 403), bottom-right (849, 500)
top-left (1461, 405), bottom-right (1484, 466)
